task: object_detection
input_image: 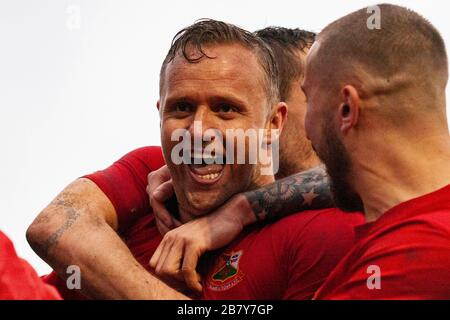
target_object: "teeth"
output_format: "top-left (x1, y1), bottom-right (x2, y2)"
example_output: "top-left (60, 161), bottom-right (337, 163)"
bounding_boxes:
top-left (197, 172), bottom-right (220, 180)
top-left (191, 157), bottom-right (223, 164)
top-left (190, 152), bottom-right (224, 164)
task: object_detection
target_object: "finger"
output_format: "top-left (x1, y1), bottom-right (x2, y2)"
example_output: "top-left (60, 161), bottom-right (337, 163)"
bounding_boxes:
top-left (172, 218), bottom-right (182, 228)
top-left (159, 238), bottom-right (185, 281)
top-left (152, 180), bottom-right (174, 202)
top-left (155, 236), bottom-right (175, 275)
top-left (158, 165), bottom-right (171, 179)
top-left (147, 166), bottom-right (172, 205)
top-left (149, 237), bottom-right (167, 269)
top-left (147, 165), bottom-right (171, 186)
top-left (152, 199), bottom-right (175, 231)
top-left (150, 180), bottom-right (175, 231)
top-left (182, 245), bottom-right (203, 292)
top-left (156, 218), bottom-right (171, 235)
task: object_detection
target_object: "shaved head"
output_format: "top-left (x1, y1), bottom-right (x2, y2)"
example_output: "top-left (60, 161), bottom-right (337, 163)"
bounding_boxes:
top-left (307, 3), bottom-right (448, 123)
top-left (303, 3), bottom-right (449, 212)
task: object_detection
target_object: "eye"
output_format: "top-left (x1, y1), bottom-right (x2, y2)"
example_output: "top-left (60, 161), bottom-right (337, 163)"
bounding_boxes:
top-left (216, 103), bottom-right (234, 113)
top-left (174, 102), bottom-right (193, 113)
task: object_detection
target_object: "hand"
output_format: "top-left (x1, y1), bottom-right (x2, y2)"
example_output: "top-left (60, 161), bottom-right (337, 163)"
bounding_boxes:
top-left (149, 194), bottom-right (250, 292)
top-left (147, 165), bottom-right (181, 234)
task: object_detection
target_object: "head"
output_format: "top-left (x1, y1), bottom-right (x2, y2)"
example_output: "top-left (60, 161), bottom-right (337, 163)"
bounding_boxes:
top-left (159, 19), bottom-right (287, 220)
top-left (303, 4), bottom-right (449, 212)
top-left (256, 27), bottom-right (318, 178)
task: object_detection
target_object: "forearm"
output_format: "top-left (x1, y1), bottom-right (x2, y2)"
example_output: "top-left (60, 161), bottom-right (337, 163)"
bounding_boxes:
top-left (27, 196), bottom-right (188, 300)
top-left (237, 165), bottom-right (334, 226)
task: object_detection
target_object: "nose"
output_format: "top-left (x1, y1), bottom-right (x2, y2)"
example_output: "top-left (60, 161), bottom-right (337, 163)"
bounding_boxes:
top-left (187, 105), bottom-right (218, 148)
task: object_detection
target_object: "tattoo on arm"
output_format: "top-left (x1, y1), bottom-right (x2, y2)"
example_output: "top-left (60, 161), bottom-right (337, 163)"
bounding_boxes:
top-left (38, 199), bottom-right (81, 258)
top-left (245, 165), bottom-right (334, 221)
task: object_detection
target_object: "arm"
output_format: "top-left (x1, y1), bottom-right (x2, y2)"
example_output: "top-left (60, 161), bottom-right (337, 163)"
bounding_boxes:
top-left (151, 165), bottom-right (332, 232)
top-left (148, 165), bottom-right (333, 291)
top-left (243, 164), bottom-right (333, 223)
top-left (26, 178), bottom-right (188, 300)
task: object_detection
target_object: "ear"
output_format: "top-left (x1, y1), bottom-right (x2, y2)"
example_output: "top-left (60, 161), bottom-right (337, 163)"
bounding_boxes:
top-left (265, 102), bottom-right (288, 145)
top-left (339, 85), bottom-right (360, 135)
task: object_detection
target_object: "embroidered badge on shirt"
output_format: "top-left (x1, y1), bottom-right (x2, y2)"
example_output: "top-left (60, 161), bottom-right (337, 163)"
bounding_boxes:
top-left (206, 250), bottom-right (245, 291)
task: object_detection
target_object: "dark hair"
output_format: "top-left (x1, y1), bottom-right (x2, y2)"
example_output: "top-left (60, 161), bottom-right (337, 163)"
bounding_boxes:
top-left (159, 19), bottom-right (280, 104)
top-left (255, 27), bottom-right (316, 101)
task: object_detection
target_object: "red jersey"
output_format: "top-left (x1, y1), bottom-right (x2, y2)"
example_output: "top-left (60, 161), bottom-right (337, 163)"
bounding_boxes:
top-left (314, 184), bottom-right (450, 300)
top-left (45, 146), bottom-right (363, 299)
top-left (0, 231), bottom-right (61, 300)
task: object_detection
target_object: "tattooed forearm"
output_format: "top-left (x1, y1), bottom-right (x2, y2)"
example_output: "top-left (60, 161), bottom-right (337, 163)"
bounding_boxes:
top-left (245, 165), bottom-right (334, 221)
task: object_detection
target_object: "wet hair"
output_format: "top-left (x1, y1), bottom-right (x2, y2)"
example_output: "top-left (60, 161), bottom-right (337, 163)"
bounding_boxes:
top-left (160, 19), bottom-right (280, 104)
top-left (255, 27), bottom-right (316, 101)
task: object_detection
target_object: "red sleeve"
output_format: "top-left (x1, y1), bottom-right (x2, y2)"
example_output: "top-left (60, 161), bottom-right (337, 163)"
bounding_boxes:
top-left (282, 209), bottom-right (363, 300)
top-left (319, 220), bottom-right (450, 300)
top-left (84, 146), bottom-right (165, 233)
top-left (0, 231), bottom-right (61, 300)
top-left (42, 146), bottom-right (165, 300)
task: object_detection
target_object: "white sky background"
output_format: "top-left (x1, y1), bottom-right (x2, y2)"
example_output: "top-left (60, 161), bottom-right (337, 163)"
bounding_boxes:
top-left (0, 0), bottom-right (449, 275)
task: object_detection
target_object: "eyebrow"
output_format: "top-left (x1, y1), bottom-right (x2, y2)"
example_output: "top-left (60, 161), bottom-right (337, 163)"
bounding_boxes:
top-left (209, 94), bottom-right (248, 108)
top-left (164, 93), bottom-right (249, 108)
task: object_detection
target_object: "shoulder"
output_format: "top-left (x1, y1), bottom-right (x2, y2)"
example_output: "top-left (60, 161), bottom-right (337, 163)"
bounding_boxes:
top-left (367, 208), bottom-right (450, 252)
top-left (117, 146), bottom-right (165, 171)
top-left (84, 145), bottom-right (165, 196)
top-left (82, 146), bottom-right (165, 231)
top-left (414, 209), bottom-right (450, 235)
top-left (347, 210), bottom-right (450, 288)
top-left (327, 213), bottom-right (450, 299)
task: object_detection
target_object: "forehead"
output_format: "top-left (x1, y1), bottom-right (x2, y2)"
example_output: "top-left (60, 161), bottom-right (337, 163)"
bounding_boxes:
top-left (161, 44), bottom-right (267, 100)
top-left (301, 42), bottom-right (320, 92)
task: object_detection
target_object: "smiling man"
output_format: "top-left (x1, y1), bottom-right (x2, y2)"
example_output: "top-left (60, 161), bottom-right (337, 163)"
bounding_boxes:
top-left (146, 27), bottom-right (337, 290)
top-left (158, 35), bottom-right (283, 220)
top-left (26, 20), bottom-right (362, 300)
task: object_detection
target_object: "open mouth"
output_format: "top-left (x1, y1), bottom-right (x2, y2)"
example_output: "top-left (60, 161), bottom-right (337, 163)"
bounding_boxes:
top-left (187, 153), bottom-right (225, 185)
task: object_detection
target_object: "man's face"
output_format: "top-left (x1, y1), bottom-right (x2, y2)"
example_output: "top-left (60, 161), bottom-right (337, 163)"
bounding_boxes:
top-left (159, 43), bottom-right (272, 217)
top-left (278, 51), bottom-right (315, 177)
top-left (303, 43), bottom-right (364, 212)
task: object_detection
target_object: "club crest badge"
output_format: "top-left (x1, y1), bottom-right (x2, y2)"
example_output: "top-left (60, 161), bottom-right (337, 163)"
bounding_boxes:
top-left (206, 250), bottom-right (245, 291)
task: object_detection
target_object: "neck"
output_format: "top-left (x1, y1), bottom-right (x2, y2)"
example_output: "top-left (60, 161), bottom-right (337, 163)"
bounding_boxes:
top-left (276, 151), bottom-right (321, 179)
top-left (250, 153), bottom-right (277, 188)
top-left (352, 131), bottom-right (450, 222)
top-left (250, 171), bottom-right (276, 190)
